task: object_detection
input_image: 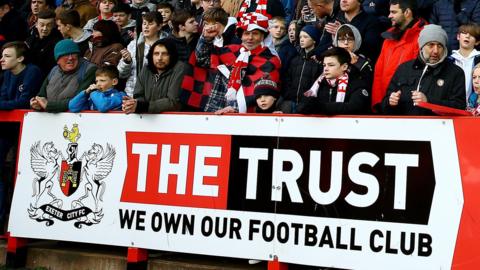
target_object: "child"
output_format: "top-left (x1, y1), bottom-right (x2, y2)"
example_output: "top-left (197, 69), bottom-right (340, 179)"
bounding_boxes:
top-left (333, 24), bottom-right (373, 87)
top-left (278, 24), bottom-right (322, 113)
top-left (269, 16), bottom-right (297, 74)
top-left (450, 23), bottom-right (480, 106)
top-left (157, 3), bottom-right (174, 34)
top-left (69, 65), bottom-right (126, 113)
top-left (254, 77), bottom-right (280, 113)
top-left (468, 63), bottom-right (480, 114)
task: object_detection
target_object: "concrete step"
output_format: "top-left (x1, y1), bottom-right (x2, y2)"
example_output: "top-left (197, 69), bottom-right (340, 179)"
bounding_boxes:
top-left (0, 240), bottom-right (269, 270)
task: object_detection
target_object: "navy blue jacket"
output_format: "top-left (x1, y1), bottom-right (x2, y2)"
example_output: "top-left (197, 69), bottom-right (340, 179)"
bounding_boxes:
top-left (0, 64), bottom-right (42, 110)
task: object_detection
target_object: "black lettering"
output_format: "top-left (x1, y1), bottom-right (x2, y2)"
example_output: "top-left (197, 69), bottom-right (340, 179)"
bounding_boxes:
top-left (385, 230), bottom-right (398, 254)
top-left (136, 210), bottom-right (146, 231)
top-left (215, 217), bottom-right (227, 238)
top-left (400, 232), bottom-right (415, 255)
top-left (350, 228), bottom-right (362, 251)
top-left (319, 226), bottom-right (333, 248)
top-left (262, 221), bottom-right (275, 242)
top-left (229, 218), bottom-right (242, 239)
top-left (336, 226), bottom-right (348, 250)
top-left (291, 223), bottom-right (303, 245)
top-left (305, 224), bottom-right (318, 246)
top-left (418, 233), bottom-right (432, 257)
top-left (119, 209), bottom-right (136, 229)
top-left (151, 212), bottom-right (162, 232)
top-left (370, 230), bottom-right (383, 252)
top-left (182, 214), bottom-right (194, 235)
top-left (201, 216), bottom-right (213, 236)
top-left (249, 219), bottom-right (261, 240)
top-left (163, 213), bottom-right (181, 233)
top-left (277, 222), bottom-right (289, 244)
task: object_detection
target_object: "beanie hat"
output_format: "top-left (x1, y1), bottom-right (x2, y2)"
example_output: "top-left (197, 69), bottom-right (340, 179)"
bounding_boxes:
top-left (301, 25), bottom-right (320, 44)
top-left (254, 77), bottom-right (279, 98)
top-left (333, 24), bottom-right (362, 52)
top-left (418, 24), bottom-right (448, 65)
top-left (54, 39), bottom-right (80, 61)
top-left (418, 24), bottom-right (448, 49)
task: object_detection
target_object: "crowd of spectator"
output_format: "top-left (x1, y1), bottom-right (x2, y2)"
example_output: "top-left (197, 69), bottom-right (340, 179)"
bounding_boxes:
top-left (0, 0), bottom-right (480, 229)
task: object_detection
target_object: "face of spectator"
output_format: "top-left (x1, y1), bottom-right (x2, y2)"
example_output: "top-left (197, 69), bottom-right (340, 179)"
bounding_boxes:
top-left (36, 18), bottom-right (55, 39)
top-left (340, 0), bottom-right (360, 14)
top-left (158, 8), bottom-right (172, 23)
top-left (200, 0), bottom-right (221, 12)
top-left (458, 31), bottom-right (478, 50)
top-left (113, 12), bottom-right (130, 27)
top-left (1, 48), bottom-right (22, 71)
top-left (142, 20), bottom-right (161, 38)
top-left (99, 0), bottom-right (115, 14)
top-left (31, 0), bottom-right (47, 15)
top-left (299, 31), bottom-right (315, 50)
top-left (203, 20), bottom-right (225, 37)
top-left (421, 41), bottom-right (444, 64)
top-left (337, 34), bottom-right (355, 52)
top-left (269, 21), bottom-right (286, 40)
top-left (0, 4), bottom-right (10, 20)
top-left (473, 67), bottom-right (480, 94)
top-left (56, 20), bottom-right (70, 37)
top-left (242, 29), bottom-right (264, 50)
top-left (256, 95), bottom-right (276, 110)
top-left (181, 17), bottom-right (199, 34)
top-left (307, 0), bottom-right (330, 18)
top-left (57, 53), bottom-right (79, 73)
top-left (288, 23), bottom-right (296, 43)
top-left (322, 56), bottom-right (348, 79)
top-left (152, 44), bottom-right (170, 71)
top-left (388, 4), bottom-right (407, 29)
top-left (95, 74), bottom-right (118, 91)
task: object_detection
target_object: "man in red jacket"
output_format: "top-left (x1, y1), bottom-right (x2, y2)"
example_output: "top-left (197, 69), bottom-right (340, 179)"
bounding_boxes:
top-left (371, 0), bottom-right (426, 111)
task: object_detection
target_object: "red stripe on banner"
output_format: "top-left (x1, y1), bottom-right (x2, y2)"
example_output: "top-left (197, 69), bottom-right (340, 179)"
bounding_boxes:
top-left (121, 132), bottom-right (231, 209)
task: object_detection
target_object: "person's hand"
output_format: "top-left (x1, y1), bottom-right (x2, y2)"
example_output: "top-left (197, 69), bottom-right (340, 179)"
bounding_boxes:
top-left (389, 90), bottom-right (401, 106)
top-left (273, 110), bottom-right (284, 114)
top-left (122, 96), bottom-right (137, 114)
top-left (30, 97), bottom-right (42, 111)
top-left (348, 51), bottom-right (358, 64)
top-left (411, 90), bottom-right (427, 105)
top-left (214, 106), bottom-right (236, 115)
top-left (85, 84), bottom-right (97, 94)
top-left (35, 97), bottom-right (48, 110)
top-left (203, 23), bottom-right (218, 41)
top-left (120, 48), bottom-right (132, 63)
top-left (325, 20), bottom-right (341, 35)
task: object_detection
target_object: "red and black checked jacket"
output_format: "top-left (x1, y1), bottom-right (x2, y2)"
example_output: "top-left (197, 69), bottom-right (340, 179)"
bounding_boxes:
top-left (180, 37), bottom-right (281, 111)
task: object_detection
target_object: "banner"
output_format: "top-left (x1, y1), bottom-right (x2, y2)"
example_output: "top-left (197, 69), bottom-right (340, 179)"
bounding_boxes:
top-left (9, 112), bottom-right (463, 269)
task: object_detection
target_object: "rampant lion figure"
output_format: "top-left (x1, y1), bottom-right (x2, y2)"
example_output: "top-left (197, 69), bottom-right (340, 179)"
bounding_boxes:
top-left (30, 142), bottom-right (63, 206)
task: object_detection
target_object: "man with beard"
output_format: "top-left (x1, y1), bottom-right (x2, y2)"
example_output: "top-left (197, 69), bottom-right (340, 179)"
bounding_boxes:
top-left (121, 38), bottom-right (185, 113)
top-left (381, 24), bottom-right (466, 115)
top-left (25, 9), bottom-right (62, 79)
top-left (371, 0), bottom-right (426, 111)
top-left (30, 39), bottom-right (96, 112)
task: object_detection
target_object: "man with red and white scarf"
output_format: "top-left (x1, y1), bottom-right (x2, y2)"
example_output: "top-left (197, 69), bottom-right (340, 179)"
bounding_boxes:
top-left (297, 47), bottom-right (370, 114)
top-left (188, 12), bottom-right (281, 113)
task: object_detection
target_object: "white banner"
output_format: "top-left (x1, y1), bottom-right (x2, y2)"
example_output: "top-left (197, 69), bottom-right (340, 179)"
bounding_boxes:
top-left (9, 112), bottom-right (463, 269)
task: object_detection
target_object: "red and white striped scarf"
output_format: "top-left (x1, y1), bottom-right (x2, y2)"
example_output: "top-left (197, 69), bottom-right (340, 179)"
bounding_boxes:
top-left (304, 73), bottom-right (350, 102)
top-left (237, 0), bottom-right (269, 19)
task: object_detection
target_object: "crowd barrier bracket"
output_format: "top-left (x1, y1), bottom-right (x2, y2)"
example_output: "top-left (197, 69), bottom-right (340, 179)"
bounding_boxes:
top-left (6, 234), bottom-right (28, 268)
top-left (127, 247), bottom-right (148, 270)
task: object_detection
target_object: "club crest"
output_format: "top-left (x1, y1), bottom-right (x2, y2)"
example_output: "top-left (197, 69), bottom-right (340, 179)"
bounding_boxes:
top-left (27, 124), bottom-right (115, 228)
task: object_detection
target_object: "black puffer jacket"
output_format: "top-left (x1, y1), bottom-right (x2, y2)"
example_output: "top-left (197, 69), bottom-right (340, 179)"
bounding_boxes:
top-left (279, 49), bottom-right (322, 113)
top-left (297, 68), bottom-right (370, 115)
top-left (381, 57), bottom-right (466, 115)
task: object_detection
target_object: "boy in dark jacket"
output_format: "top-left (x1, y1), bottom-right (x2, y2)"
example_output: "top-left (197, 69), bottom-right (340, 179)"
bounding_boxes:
top-left (298, 47), bottom-right (370, 115)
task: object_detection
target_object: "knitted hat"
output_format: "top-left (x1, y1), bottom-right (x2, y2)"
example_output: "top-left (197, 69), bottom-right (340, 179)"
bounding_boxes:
top-left (301, 25), bottom-right (320, 44)
top-left (54, 39), bottom-right (80, 61)
top-left (418, 24), bottom-right (448, 65)
top-left (254, 77), bottom-right (279, 98)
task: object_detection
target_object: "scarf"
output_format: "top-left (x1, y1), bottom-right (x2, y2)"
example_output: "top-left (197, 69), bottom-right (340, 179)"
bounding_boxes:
top-left (237, 0), bottom-right (268, 19)
top-left (305, 72), bottom-right (349, 102)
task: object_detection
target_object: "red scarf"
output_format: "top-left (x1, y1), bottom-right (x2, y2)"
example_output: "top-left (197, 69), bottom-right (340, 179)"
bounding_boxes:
top-left (237, 0), bottom-right (269, 19)
top-left (305, 73), bottom-right (349, 102)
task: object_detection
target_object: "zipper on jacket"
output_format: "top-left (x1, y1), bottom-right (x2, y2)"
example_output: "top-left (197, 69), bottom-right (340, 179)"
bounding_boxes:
top-left (296, 60), bottom-right (307, 105)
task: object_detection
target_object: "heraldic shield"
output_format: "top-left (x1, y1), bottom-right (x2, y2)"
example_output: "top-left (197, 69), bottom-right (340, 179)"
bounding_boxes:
top-left (59, 159), bottom-right (82, 196)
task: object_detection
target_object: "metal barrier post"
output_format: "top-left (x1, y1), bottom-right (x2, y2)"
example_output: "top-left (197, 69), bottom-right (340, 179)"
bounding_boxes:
top-left (127, 247), bottom-right (148, 270)
top-left (6, 234), bottom-right (28, 268)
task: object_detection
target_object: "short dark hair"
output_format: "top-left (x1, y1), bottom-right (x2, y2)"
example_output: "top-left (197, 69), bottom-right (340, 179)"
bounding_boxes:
top-left (111, 2), bottom-right (131, 14)
top-left (336, 26), bottom-right (354, 39)
top-left (37, 9), bottom-right (56, 20)
top-left (3, 41), bottom-right (28, 63)
top-left (95, 65), bottom-right (119, 80)
top-left (202, 7), bottom-right (228, 26)
top-left (56, 9), bottom-right (81, 27)
top-left (142, 11), bottom-right (163, 25)
top-left (320, 47), bottom-right (351, 65)
top-left (390, 0), bottom-right (418, 17)
top-left (156, 2), bottom-right (174, 12)
top-left (171, 10), bottom-right (194, 33)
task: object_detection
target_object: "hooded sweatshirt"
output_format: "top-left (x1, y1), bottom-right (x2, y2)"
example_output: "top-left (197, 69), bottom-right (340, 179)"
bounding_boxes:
top-left (451, 49), bottom-right (480, 104)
